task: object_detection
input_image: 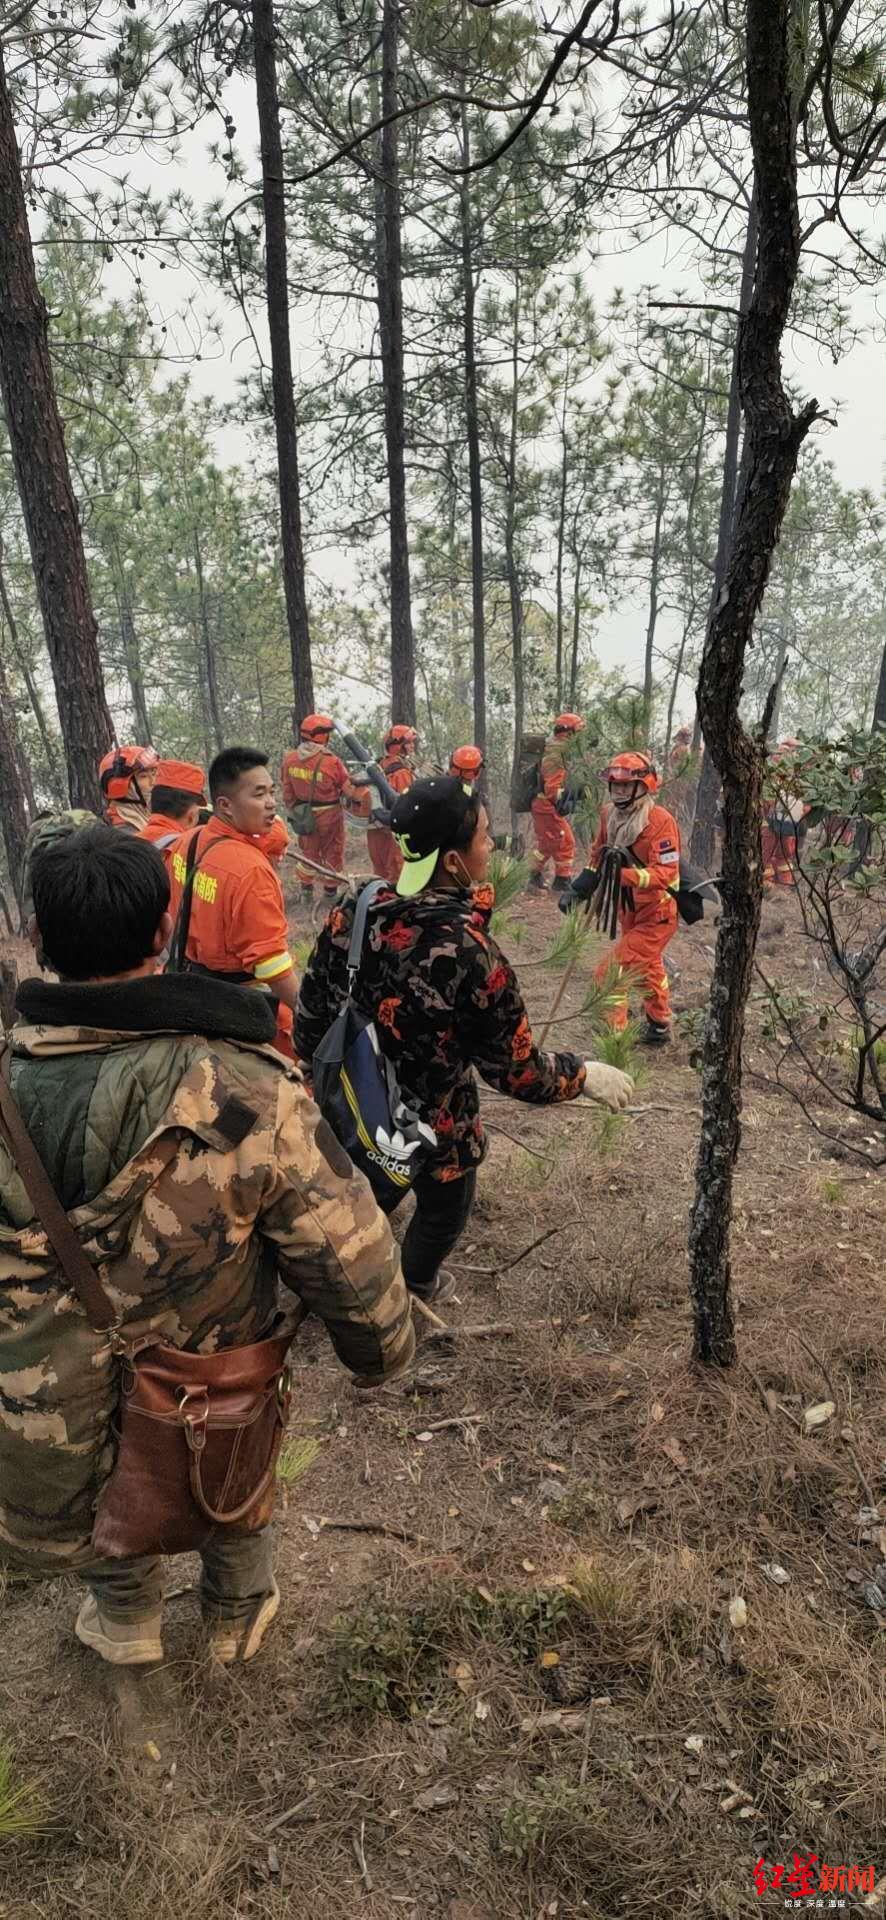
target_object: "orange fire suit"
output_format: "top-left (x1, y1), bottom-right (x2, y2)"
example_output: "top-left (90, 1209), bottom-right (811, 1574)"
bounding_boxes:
top-left (530, 740), bottom-right (576, 880)
top-left (139, 812), bottom-right (187, 871)
top-left (367, 754), bottom-right (415, 885)
top-left (589, 803), bottom-right (681, 1029)
top-left (281, 745), bottom-right (369, 895)
top-left (167, 817), bottom-right (295, 1056)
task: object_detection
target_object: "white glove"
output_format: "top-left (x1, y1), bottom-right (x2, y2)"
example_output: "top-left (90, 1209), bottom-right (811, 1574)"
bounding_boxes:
top-left (582, 1061), bottom-right (634, 1111)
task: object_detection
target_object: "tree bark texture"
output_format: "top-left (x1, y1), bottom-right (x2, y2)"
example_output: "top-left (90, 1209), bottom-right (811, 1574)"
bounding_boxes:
top-left (689, 0), bottom-right (819, 1368)
top-left (374, 0), bottom-right (416, 724)
top-left (690, 191), bottom-right (759, 869)
top-left (193, 531), bottom-right (224, 751)
top-left (642, 452), bottom-right (666, 736)
top-left (506, 268), bottom-right (524, 838)
top-left (0, 44), bottom-right (113, 810)
top-left (252, 0), bottom-right (314, 723)
top-left (0, 546), bottom-right (64, 805)
top-left (460, 104), bottom-right (486, 752)
top-left (569, 555), bottom-right (582, 704)
top-left (0, 648), bottom-right (30, 920)
top-left (872, 637), bottom-right (886, 733)
top-left (113, 568), bottom-right (152, 745)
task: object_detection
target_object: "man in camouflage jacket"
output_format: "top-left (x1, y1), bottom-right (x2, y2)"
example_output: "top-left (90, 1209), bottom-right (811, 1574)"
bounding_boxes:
top-left (0, 826), bottom-right (413, 1668)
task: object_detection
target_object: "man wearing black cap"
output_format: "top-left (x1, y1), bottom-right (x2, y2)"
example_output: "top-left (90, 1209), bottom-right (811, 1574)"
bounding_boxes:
top-left (295, 777), bottom-right (632, 1304)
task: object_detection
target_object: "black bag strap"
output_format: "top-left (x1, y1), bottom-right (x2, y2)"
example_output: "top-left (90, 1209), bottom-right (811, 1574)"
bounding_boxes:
top-left (0, 1047), bottom-right (118, 1332)
top-left (347, 878), bottom-right (387, 983)
top-left (167, 828), bottom-right (203, 975)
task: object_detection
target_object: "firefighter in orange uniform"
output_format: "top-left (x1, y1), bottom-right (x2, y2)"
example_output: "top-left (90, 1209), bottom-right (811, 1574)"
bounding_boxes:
top-left (761, 739), bottom-right (807, 887)
top-left (281, 714), bottom-right (370, 903)
top-left (567, 752), bottom-right (680, 1045)
top-left (529, 713), bottom-right (584, 893)
top-left (448, 745), bottom-right (484, 787)
top-left (139, 759), bottom-right (206, 867)
top-left (367, 724), bottom-right (419, 885)
top-left (167, 746), bottom-right (298, 1058)
top-left (98, 745), bottom-right (160, 833)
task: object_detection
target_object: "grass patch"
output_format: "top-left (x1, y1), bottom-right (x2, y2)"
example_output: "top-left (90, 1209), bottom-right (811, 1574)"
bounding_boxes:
top-left (0, 1742), bottom-right (45, 1843)
top-left (276, 1435), bottom-right (321, 1485)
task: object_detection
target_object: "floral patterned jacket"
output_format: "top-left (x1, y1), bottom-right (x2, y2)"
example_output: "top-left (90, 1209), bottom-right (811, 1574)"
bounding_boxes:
top-left (294, 884), bottom-right (586, 1181)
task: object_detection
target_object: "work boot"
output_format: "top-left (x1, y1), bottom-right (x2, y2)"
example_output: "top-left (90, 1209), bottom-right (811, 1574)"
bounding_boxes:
top-left (527, 871), bottom-right (546, 893)
top-left (551, 875), bottom-right (571, 894)
top-left (640, 1019), bottom-right (671, 1047)
top-left (75, 1593), bottom-right (163, 1667)
top-left (205, 1579), bottom-right (281, 1667)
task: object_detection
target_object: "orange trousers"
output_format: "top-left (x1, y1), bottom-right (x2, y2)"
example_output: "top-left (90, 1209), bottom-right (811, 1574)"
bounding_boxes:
top-left (595, 898), bottom-right (678, 1029)
top-left (530, 799), bottom-right (575, 879)
top-left (761, 822), bottom-right (797, 887)
top-left (297, 806), bottom-right (345, 893)
top-left (367, 824), bottom-right (403, 886)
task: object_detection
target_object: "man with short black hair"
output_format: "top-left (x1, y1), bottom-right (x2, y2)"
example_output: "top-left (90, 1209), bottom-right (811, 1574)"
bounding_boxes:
top-left (0, 825), bottom-right (413, 1668)
top-left (167, 748), bottom-right (299, 1044)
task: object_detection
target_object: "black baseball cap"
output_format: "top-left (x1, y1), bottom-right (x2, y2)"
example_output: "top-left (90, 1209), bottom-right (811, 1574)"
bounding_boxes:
top-left (391, 776), bottom-right (476, 897)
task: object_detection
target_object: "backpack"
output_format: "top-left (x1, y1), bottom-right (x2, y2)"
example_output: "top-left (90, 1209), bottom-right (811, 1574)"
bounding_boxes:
top-left (312, 880), bottom-right (437, 1212)
top-left (628, 841), bottom-right (712, 925)
top-left (287, 753), bottom-right (322, 837)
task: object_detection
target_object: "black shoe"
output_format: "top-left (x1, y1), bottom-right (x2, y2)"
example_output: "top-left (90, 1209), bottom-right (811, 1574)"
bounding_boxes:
top-left (640, 1019), bottom-right (671, 1046)
top-left (551, 875), bottom-right (571, 894)
top-left (527, 872), bottom-right (546, 893)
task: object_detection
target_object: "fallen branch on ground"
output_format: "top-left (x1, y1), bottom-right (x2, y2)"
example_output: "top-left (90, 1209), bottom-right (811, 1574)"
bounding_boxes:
top-left (409, 1413), bottom-right (484, 1437)
top-left (461, 1222), bottom-right (567, 1276)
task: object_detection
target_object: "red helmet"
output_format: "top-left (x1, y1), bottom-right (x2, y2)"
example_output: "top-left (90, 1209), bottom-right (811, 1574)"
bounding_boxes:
top-left (449, 745), bottom-right (484, 777)
top-left (300, 712), bottom-right (335, 740)
top-left (98, 744), bottom-right (160, 801)
top-left (385, 724), bottom-right (418, 752)
top-left (553, 712), bottom-right (584, 735)
top-left (604, 751), bottom-right (660, 795)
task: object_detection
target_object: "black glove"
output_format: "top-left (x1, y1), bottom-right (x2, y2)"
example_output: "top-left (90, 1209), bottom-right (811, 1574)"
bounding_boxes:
top-left (556, 788), bottom-right (577, 817)
top-left (558, 866), bottom-right (597, 914)
top-left (369, 807), bottom-right (392, 827)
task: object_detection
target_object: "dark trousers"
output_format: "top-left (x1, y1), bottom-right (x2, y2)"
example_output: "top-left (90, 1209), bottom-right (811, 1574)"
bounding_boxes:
top-left (397, 1169), bottom-right (476, 1300)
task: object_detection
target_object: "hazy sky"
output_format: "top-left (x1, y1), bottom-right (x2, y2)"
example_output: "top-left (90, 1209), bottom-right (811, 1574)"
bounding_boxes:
top-left (117, 73), bottom-right (886, 698)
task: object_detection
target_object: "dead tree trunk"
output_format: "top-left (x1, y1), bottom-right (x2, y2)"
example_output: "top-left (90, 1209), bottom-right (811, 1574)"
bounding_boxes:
top-left (460, 101), bottom-right (486, 752)
top-left (374, 0), bottom-right (416, 724)
top-left (690, 191), bottom-right (759, 869)
top-left (688, 0), bottom-right (820, 1367)
top-left (252, 0), bottom-right (315, 724)
top-left (0, 43), bottom-right (113, 810)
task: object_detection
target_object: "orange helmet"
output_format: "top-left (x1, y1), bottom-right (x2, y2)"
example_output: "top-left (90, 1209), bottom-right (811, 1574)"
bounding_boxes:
top-left (98, 744), bottom-right (160, 800)
top-left (553, 712), bottom-right (584, 735)
top-left (300, 712), bottom-right (335, 739)
top-left (449, 744), bottom-right (484, 777)
top-left (385, 724), bottom-right (418, 752)
top-left (604, 751), bottom-right (660, 794)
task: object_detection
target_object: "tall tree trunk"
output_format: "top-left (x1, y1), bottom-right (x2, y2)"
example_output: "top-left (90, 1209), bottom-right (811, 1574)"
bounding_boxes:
top-left (642, 452), bottom-right (667, 735)
top-left (554, 371), bottom-right (570, 711)
top-left (111, 557), bottom-right (152, 744)
top-left (0, 650), bottom-right (30, 921)
top-left (374, 0), bottom-right (416, 724)
top-left (459, 100), bottom-right (486, 752)
top-left (251, 0), bottom-right (314, 724)
top-left (0, 43), bottom-right (113, 809)
top-left (688, 0), bottom-right (819, 1367)
top-left (0, 544), bottom-right (64, 805)
top-left (690, 190), bottom-right (759, 867)
top-left (569, 553), bottom-right (583, 703)
top-left (505, 266), bottom-right (524, 840)
top-left (193, 531), bottom-right (224, 751)
top-left (872, 636), bottom-right (886, 733)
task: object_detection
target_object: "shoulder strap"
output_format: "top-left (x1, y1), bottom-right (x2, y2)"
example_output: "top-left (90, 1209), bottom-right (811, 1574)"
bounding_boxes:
top-left (347, 878), bottom-right (387, 980)
top-left (0, 1048), bottom-right (117, 1332)
top-left (167, 828), bottom-right (203, 975)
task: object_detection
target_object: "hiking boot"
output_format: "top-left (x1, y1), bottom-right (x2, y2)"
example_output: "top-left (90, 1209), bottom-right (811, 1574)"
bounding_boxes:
top-left (551, 875), bottom-right (571, 894)
top-left (205, 1579), bottom-right (281, 1667)
top-left (526, 871), bottom-right (546, 893)
top-left (75, 1593), bottom-right (163, 1667)
top-left (640, 1019), bottom-right (671, 1047)
top-left (410, 1269), bottom-right (458, 1312)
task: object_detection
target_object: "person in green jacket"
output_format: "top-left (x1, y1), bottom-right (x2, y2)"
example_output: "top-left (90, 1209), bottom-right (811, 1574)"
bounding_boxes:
top-left (0, 825), bottom-right (413, 1669)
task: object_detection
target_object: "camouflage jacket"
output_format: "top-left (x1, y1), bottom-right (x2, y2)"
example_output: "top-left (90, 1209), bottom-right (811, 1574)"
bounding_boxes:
top-left (294, 884), bottom-right (586, 1180)
top-left (0, 973), bottom-right (413, 1573)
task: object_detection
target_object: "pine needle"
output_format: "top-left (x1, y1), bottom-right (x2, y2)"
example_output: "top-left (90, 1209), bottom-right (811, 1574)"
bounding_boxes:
top-left (488, 849), bottom-right (530, 910)
top-left (543, 910), bottom-right (595, 971)
top-left (277, 1436), bottom-right (322, 1486)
